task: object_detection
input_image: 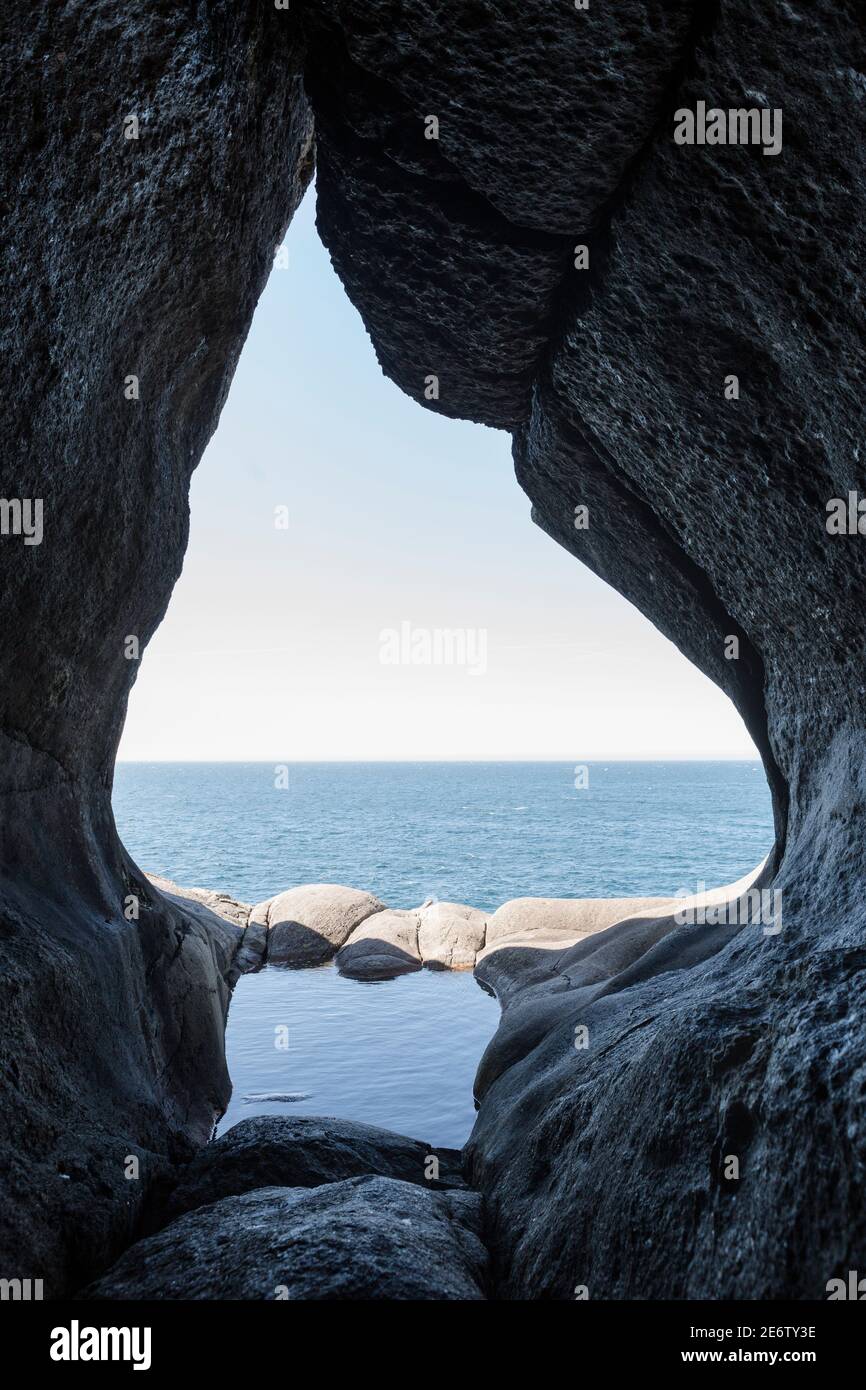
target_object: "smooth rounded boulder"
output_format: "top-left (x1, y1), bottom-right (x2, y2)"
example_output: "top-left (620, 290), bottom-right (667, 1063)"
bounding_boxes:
top-left (336, 909), bottom-right (422, 980)
top-left (418, 900), bottom-right (487, 969)
top-left (259, 884), bottom-right (385, 966)
top-left (482, 895), bottom-right (673, 952)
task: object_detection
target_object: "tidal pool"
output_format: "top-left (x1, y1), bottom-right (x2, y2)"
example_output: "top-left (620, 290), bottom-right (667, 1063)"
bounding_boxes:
top-left (219, 964), bottom-right (500, 1148)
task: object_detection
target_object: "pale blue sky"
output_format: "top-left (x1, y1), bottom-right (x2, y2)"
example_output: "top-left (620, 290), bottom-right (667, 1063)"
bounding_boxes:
top-left (118, 187), bottom-right (758, 761)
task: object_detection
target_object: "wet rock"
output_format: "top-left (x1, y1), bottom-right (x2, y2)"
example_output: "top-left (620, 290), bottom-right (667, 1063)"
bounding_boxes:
top-left (85, 1177), bottom-right (488, 1301)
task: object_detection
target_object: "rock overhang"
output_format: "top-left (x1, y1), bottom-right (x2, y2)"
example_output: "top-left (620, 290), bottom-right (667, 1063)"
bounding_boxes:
top-left (1, 0), bottom-right (864, 1302)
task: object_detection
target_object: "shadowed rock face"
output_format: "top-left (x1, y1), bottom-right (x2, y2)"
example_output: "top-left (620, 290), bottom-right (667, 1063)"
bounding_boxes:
top-left (145, 1115), bottom-right (467, 1230)
top-left (260, 883), bottom-right (385, 965)
top-left (2, 0), bottom-right (864, 1301)
top-left (250, 882), bottom-right (491, 973)
top-left (336, 907), bottom-right (424, 978)
top-left (303, 0), bottom-right (697, 428)
top-left (83, 1176), bottom-right (488, 1301)
top-left (300, 0), bottom-right (866, 1297)
top-left (0, 1), bottom-right (312, 1293)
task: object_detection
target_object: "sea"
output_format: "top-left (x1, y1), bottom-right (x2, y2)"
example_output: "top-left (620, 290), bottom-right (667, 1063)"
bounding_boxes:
top-left (113, 761), bottom-right (773, 1146)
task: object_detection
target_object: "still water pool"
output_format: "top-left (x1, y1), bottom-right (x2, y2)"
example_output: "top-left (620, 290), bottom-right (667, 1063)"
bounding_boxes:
top-left (219, 964), bottom-right (499, 1149)
top-left (112, 763), bottom-right (772, 1150)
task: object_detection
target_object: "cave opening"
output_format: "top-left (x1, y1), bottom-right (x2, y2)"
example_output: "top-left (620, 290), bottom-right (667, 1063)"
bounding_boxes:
top-left (6, 0), bottom-right (859, 1310)
top-left (110, 184), bottom-right (774, 1147)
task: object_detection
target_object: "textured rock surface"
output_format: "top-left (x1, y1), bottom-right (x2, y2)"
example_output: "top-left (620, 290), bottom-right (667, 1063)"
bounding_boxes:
top-left (472, 866), bottom-right (773, 1096)
top-left (147, 875), bottom-right (251, 932)
top-left (85, 1177), bottom-right (488, 1301)
top-left (146, 875), bottom-right (268, 983)
top-left (0, 1), bottom-right (312, 1294)
top-left (300, 0), bottom-right (866, 1300)
top-left (475, 871), bottom-right (769, 1004)
top-left (476, 894), bottom-right (677, 1005)
top-left (4, 0), bottom-right (865, 1305)
top-left (148, 1115), bottom-right (465, 1228)
top-left (468, 2), bottom-right (866, 1296)
top-left (259, 883), bottom-right (385, 966)
top-left (303, 0), bottom-right (698, 426)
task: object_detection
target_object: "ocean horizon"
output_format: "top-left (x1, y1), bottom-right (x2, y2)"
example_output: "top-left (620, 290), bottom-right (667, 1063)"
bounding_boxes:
top-left (113, 759), bottom-right (774, 910)
top-left (111, 758), bottom-right (775, 1148)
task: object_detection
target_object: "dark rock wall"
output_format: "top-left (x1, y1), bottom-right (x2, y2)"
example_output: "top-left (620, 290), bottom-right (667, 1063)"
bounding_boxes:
top-left (0, 1), bottom-right (312, 1293)
top-left (2, 0), bottom-right (864, 1300)
top-left (302, 0), bottom-right (866, 1297)
top-left (304, 0), bottom-right (697, 428)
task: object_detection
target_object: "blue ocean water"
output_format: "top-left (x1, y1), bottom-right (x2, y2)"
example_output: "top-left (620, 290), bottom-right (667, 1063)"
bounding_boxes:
top-left (113, 760), bottom-right (774, 910)
top-left (113, 761), bottom-right (773, 1147)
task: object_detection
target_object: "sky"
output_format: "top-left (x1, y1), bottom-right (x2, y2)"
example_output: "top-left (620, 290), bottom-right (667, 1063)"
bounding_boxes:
top-left (117, 187), bottom-right (758, 762)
